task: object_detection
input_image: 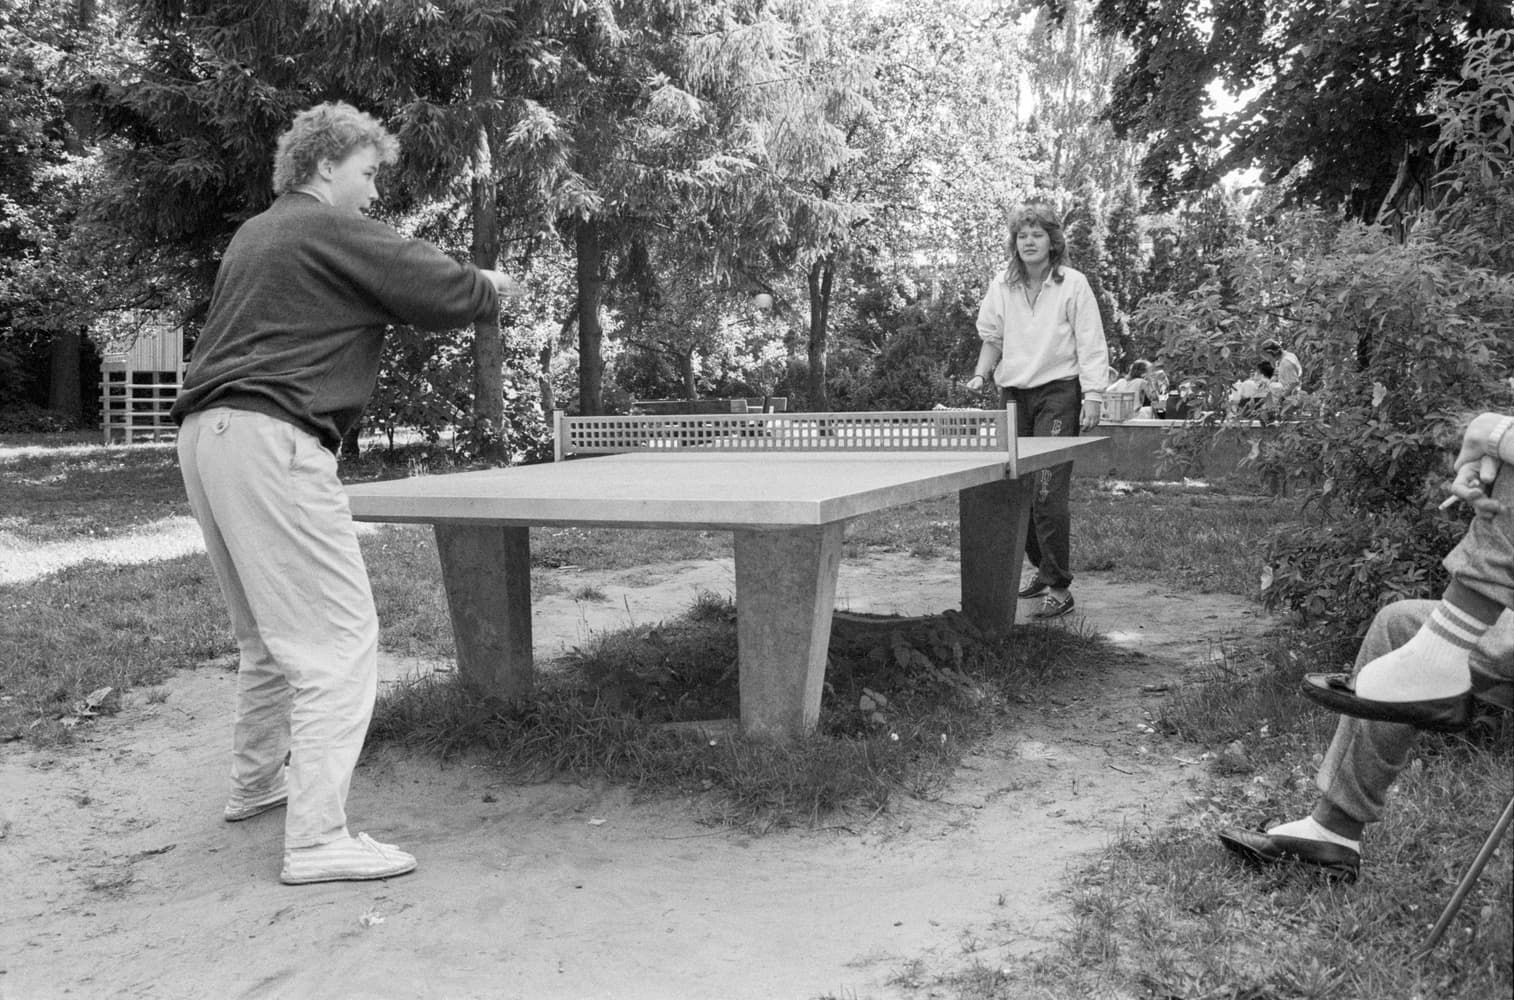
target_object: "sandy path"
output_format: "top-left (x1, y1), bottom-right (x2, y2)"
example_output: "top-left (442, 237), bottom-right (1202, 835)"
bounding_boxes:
top-left (0, 556), bottom-right (1267, 1000)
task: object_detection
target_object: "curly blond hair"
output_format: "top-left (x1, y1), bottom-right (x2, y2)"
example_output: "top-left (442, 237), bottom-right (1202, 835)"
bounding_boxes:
top-left (1005, 202), bottom-right (1068, 286)
top-left (271, 102), bottom-right (400, 195)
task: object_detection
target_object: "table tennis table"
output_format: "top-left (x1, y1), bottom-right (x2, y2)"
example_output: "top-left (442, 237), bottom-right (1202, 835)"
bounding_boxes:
top-left (346, 408), bottom-right (1107, 739)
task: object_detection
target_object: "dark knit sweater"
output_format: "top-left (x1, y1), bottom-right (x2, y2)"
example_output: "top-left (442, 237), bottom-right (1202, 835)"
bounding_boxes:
top-left (171, 192), bottom-right (497, 452)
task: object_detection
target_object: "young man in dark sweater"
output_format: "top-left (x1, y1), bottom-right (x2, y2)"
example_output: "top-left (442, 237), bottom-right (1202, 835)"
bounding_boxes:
top-left (172, 102), bottom-right (523, 885)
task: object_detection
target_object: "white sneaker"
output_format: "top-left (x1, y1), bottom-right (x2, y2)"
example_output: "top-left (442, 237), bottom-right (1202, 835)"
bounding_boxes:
top-left (224, 775), bottom-right (289, 822)
top-left (280, 833), bottom-right (417, 885)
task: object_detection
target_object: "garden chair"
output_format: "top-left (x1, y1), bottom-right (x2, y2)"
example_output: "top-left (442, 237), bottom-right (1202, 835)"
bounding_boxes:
top-left (1416, 678), bottom-right (1514, 958)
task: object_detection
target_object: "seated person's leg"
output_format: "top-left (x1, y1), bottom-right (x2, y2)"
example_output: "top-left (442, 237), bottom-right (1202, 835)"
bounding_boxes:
top-left (1219, 600), bottom-right (1432, 879)
top-left (1353, 469), bottom-right (1511, 703)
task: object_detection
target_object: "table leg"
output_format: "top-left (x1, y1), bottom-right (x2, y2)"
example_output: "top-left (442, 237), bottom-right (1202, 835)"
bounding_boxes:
top-left (434, 524), bottom-right (534, 699)
top-left (958, 476), bottom-right (1034, 632)
top-left (733, 523), bottom-right (844, 739)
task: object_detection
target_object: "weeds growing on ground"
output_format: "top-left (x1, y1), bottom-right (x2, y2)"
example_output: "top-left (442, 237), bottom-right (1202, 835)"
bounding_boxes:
top-left (369, 593), bottom-right (1114, 830)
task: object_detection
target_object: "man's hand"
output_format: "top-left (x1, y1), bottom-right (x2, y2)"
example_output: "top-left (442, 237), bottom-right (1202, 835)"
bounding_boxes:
top-left (481, 269), bottom-right (527, 302)
top-left (966, 375), bottom-right (987, 392)
top-left (1446, 411), bottom-right (1511, 519)
top-left (1454, 412), bottom-right (1511, 479)
top-left (1080, 397), bottom-right (1102, 431)
top-left (1448, 462), bottom-right (1502, 519)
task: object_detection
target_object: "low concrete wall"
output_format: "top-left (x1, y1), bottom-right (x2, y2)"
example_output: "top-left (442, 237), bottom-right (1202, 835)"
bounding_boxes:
top-left (1073, 419), bottom-right (1277, 483)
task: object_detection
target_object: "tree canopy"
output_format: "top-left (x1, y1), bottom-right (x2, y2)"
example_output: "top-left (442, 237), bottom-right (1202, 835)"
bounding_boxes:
top-left (1088, 0), bottom-right (1513, 219)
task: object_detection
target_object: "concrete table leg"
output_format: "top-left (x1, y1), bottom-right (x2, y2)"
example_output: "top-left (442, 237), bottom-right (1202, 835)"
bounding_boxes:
top-left (434, 524), bottom-right (534, 700)
top-left (958, 476), bottom-right (1034, 633)
top-left (733, 523), bottom-right (844, 739)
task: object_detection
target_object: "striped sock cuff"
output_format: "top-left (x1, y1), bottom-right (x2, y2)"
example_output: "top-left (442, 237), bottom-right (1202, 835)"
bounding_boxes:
top-left (1426, 602), bottom-right (1488, 651)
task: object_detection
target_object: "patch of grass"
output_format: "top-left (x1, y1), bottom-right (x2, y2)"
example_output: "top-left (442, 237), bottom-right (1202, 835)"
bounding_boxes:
top-left (985, 741), bottom-right (1512, 1000)
top-left (957, 637), bottom-right (1514, 1000)
top-left (370, 599), bottom-right (1114, 830)
top-left (0, 440), bottom-right (186, 543)
top-left (1076, 479), bottom-right (1293, 595)
top-left (0, 557), bottom-right (234, 742)
top-left (844, 479), bottom-right (1285, 596)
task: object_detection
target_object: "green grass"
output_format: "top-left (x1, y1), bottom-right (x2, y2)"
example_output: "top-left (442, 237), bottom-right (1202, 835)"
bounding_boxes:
top-left (369, 596), bottom-right (1114, 830)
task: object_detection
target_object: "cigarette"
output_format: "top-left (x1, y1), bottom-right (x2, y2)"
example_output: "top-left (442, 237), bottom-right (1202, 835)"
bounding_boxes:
top-left (1439, 495), bottom-right (1460, 510)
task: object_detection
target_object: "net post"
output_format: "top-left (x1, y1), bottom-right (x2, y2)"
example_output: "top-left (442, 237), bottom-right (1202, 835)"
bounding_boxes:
top-left (553, 410), bottom-right (566, 462)
top-left (1004, 401), bottom-right (1018, 478)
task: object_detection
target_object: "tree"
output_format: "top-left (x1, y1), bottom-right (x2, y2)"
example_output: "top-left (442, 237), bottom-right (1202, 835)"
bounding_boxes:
top-left (1086, 0), bottom-right (1514, 219)
top-left (1099, 181), bottom-right (1143, 359)
top-left (1021, 0), bottom-right (1142, 196)
top-left (0, 0), bottom-right (122, 427)
top-left (762, 0), bottom-right (1037, 410)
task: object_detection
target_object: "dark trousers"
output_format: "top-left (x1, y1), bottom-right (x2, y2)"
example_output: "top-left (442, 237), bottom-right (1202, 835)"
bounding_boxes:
top-left (1002, 377), bottom-right (1081, 589)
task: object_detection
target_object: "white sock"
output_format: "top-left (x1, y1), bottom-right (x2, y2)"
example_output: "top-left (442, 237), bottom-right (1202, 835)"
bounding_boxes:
top-left (1352, 601), bottom-right (1487, 702)
top-left (1266, 817), bottom-right (1360, 854)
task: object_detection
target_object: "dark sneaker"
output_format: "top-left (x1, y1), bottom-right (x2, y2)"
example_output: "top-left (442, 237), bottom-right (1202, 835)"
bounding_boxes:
top-left (1031, 593), bottom-right (1075, 620)
top-left (1018, 579), bottom-right (1049, 599)
top-left (1217, 828), bottom-right (1360, 882)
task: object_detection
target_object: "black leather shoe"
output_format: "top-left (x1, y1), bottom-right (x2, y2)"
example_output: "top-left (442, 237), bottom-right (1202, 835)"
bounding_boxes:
top-left (1217, 827), bottom-right (1360, 882)
top-left (1017, 579), bottom-right (1048, 599)
top-left (1300, 673), bottom-right (1472, 733)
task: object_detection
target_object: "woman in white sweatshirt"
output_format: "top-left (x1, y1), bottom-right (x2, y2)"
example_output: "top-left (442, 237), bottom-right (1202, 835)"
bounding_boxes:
top-left (965, 204), bottom-right (1109, 621)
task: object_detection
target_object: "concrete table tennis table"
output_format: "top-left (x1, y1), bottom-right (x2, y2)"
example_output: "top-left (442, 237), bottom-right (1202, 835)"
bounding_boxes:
top-left (346, 409), bottom-right (1107, 739)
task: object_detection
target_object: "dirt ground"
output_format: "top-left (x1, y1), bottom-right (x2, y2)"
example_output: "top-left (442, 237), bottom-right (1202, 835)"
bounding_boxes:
top-left (0, 553), bottom-right (1270, 1000)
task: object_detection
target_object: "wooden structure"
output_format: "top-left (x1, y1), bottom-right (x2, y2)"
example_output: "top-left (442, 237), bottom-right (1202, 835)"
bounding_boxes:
top-left (99, 321), bottom-right (185, 444)
top-left (346, 408), bottom-right (1109, 739)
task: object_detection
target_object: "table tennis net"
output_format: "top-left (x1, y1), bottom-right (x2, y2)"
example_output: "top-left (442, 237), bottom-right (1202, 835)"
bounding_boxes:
top-left (555, 408), bottom-right (1016, 458)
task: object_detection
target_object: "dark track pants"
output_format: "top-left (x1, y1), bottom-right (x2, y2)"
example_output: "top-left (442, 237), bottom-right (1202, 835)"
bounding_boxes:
top-left (1002, 377), bottom-right (1080, 590)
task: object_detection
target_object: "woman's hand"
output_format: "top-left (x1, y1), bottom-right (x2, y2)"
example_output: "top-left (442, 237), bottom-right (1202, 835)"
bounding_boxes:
top-left (1080, 397), bottom-right (1102, 431)
top-left (966, 375), bottom-right (987, 392)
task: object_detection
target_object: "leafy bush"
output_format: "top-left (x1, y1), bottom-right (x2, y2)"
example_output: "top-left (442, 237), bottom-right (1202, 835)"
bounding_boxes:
top-left (1144, 222), bottom-right (1513, 632)
top-left (0, 400), bottom-right (75, 434)
top-left (366, 323), bottom-right (553, 465)
top-left (1131, 32), bottom-right (1514, 636)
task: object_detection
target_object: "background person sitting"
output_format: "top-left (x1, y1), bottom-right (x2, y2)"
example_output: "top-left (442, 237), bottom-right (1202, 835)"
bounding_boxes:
top-left (1107, 360), bottom-right (1154, 410)
top-left (1148, 357), bottom-right (1172, 416)
top-left (1260, 339), bottom-right (1302, 392)
top-left (1228, 360), bottom-right (1276, 416)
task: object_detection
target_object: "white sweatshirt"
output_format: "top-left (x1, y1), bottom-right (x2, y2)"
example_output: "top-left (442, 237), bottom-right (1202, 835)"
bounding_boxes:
top-left (975, 265), bottom-right (1110, 400)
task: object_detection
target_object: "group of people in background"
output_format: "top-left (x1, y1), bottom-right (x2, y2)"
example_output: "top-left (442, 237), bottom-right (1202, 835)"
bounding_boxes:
top-left (1225, 338), bottom-right (1304, 415)
top-left (1103, 336), bottom-right (1305, 423)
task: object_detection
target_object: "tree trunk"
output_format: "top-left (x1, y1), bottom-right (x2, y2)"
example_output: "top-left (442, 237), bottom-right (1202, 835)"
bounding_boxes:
top-left (537, 340), bottom-right (555, 419)
top-left (576, 218), bottom-right (606, 415)
top-left (48, 330), bottom-right (83, 423)
top-left (679, 347), bottom-right (696, 399)
top-left (806, 255), bottom-right (833, 411)
top-left (45, 0), bottom-right (96, 428)
top-left (469, 53), bottom-right (506, 462)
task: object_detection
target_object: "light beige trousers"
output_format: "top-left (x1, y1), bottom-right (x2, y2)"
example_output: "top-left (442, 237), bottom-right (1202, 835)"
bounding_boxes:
top-left (177, 408), bottom-right (379, 849)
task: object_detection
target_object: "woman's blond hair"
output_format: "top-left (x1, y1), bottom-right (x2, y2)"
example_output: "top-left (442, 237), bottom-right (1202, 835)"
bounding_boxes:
top-left (271, 102), bottom-right (400, 195)
top-left (1005, 203), bottom-right (1068, 286)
